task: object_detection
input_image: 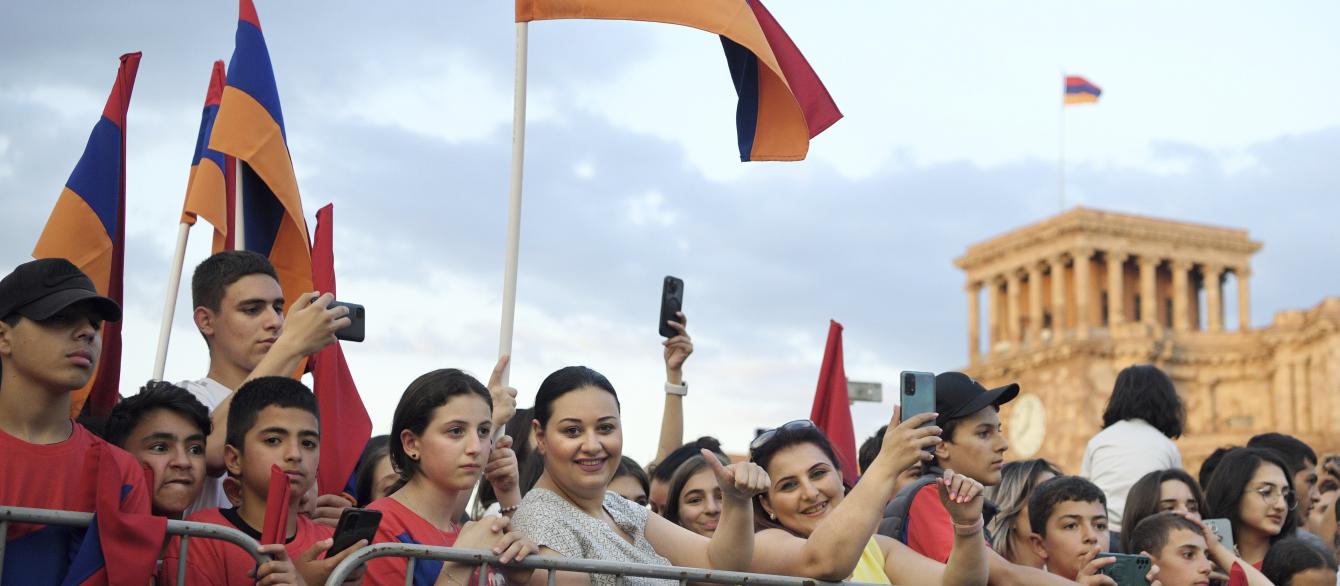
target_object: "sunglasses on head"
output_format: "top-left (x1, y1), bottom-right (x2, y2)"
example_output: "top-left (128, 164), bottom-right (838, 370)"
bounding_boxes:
top-left (750, 419), bottom-right (816, 453)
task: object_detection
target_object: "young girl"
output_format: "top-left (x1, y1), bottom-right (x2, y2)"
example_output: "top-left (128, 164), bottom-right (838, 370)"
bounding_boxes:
top-left (1120, 468), bottom-right (1206, 554)
top-left (983, 459), bottom-right (1061, 567)
top-left (365, 368), bottom-right (536, 586)
top-left (1205, 447), bottom-right (1299, 568)
top-left (662, 452), bottom-right (731, 537)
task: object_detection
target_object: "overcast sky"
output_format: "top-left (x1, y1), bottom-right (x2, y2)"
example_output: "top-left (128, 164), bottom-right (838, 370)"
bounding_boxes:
top-left (3, 1), bottom-right (1338, 461)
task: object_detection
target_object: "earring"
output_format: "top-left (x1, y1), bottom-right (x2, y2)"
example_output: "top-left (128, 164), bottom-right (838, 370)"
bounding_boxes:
top-left (410, 453), bottom-right (420, 461)
top-left (769, 512), bottom-right (776, 520)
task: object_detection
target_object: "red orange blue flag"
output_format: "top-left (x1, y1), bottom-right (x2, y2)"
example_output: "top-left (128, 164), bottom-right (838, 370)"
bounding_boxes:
top-left (32, 52), bottom-right (140, 417)
top-left (181, 60), bottom-right (237, 254)
top-left (62, 443), bottom-right (165, 586)
top-left (209, 0), bottom-right (313, 307)
top-left (516, 0), bottom-right (841, 162)
top-left (1064, 75), bottom-right (1101, 106)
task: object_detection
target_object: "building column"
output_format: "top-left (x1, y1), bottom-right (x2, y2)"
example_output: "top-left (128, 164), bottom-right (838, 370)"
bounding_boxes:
top-left (967, 282), bottom-right (981, 363)
top-left (1050, 255), bottom-right (1068, 333)
top-left (1074, 248), bottom-right (1093, 339)
top-left (1237, 266), bottom-right (1252, 331)
top-left (1006, 271), bottom-right (1022, 344)
top-left (1138, 256), bottom-right (1158, 326)
top-left (1294, 359), bottom-right (1311, 432)
top-left (1204, 263), bottom-right (1224, 332)
top-left (1172, 259), bottom-right (1192, 332)
top-left (987, 277), bottom-right (1001, 348)
top-left (1027, 264), bottom-right (1044, 342)
top-left (1106, 251), bottom-right (1128, 326)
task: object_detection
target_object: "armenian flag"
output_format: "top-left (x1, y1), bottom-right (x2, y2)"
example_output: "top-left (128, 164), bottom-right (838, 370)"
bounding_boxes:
top-left (181, 60), bottom-right (237, 254)
top-left (516, 0), bottom-right (841, 162)
top-left (209, 0), bottom-right (313, 307)
top-left (1064, 75), bottom-right (1101, 105)
top-left (62, 444), bottom-right (166, 586)
top-left (32, 52), bottom-right (140, 417)
top-left (810, 320), bottom-right (858, 486)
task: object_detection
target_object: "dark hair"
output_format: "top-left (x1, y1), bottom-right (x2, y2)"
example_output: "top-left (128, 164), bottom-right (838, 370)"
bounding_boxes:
top-left (533, 366), bottom-right (619, 429)
top-left (1204, 447), bottom-right (1298, 546)
top-left (663, 452), bottom-right (729, 526)
top-left (653, 437), bottom-right (725, 484)
top-left (748, 422), bottom-right (844, 534)
top-left (1199, 446), bottom-right (1239, 490)
top-left (1120, 469), bottom-right (1207, 553)
top-left (388, 369), bottom-right (493, 493)
top-left (858, 425), bottom-right (887, 474)
top-left (1127, 512), bottom-right (1206, 559)
top-left (1101, 364), bottom-right (1185, 438)
top-left (614, 456), bottom-right (650, 495)
top-left (1247, 433), bottom-right (1318, 476)
top-left (102, 380), bottom-right (211, 448)
top-left (1028, 476), bottom-right (1108, 538)
top-left (191, 250), bottom-right (278, 312)
top-left (226, 377), bottom-right (319, 451)
top-left (985, 458), bottom-right (1064, 560)
top-left (1262, 537), bottom-right (1338, 585)
top-left (353, 435), bottom-right (391, 506)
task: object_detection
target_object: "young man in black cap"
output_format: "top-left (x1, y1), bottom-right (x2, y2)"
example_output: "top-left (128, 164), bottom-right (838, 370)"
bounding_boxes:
top-left (0, 258), bottom-right (151, 582)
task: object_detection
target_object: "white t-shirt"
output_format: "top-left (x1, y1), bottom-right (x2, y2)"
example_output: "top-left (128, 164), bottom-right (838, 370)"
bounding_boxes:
top-left (1080, 418), bottom-right (1183, 532)
top-left (179, 377), bottom-right (235, 514)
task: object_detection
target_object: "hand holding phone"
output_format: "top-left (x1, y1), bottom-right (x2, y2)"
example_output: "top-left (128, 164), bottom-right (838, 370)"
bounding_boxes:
top-left (1203, 518), bottom-right (1235, 551)
top-left (659, 276), bottom-right (684, 338)
top-left (899, 371), bottom-right (937, 429)
top-left (324, 508), bottom-right (381, 558)
top-left (1096, 552), bottom-right (1152, 586)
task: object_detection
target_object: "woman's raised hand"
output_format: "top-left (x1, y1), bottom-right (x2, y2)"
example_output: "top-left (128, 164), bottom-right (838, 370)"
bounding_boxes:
top-left (705, 448), bottom-right (771, 502)
top-left (873, 405), bottom-right (942, 478)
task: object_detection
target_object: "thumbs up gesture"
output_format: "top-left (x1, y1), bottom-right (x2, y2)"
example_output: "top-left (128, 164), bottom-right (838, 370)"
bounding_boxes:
top-left (705, 448), bottom-right (770, 502)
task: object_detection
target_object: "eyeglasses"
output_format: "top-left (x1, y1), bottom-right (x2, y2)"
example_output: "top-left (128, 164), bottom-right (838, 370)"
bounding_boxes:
top-left (1253, 485), bottom-right (1297, 511)
top-left (750, 420), bottom-right (816, 453)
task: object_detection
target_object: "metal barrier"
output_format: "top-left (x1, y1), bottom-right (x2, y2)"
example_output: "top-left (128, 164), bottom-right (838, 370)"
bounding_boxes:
top-left (326, 543), bottom-right (887, 586)
top-left (0, 505), bottom-right (269, 586)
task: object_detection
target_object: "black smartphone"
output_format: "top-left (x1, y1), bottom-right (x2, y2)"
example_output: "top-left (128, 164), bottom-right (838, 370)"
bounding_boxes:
top-left (899, 371), bottom-right (937, 431)
top-left (325, 507), bottom-right (381, 558)
top-left (331, 300), bottom-right (365, 343)
top-left (658, 276), bottom-right (684, 338)
top-left (1097, 552), bottom-right (1151, 586)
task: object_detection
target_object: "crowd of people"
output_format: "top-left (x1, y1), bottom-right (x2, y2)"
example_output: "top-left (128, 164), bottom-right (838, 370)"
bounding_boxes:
top-left (1, 251), bottom-right (1338, 586)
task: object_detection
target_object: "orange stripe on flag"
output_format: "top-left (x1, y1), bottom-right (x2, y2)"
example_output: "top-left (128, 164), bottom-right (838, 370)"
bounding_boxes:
top-left (182, 160), bottom-right (232, 253)
top-left (33, 188), bottom-right (115, 290)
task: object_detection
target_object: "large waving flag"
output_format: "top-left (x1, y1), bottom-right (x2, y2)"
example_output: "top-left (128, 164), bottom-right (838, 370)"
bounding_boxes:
top-left (311, 204), bottom-right (373, 497)
top-left (181, 60), bottom-right (237, 254)
top-left (516, 0), bottom-right (841, 161)
top-left (62, 443), bottom-right (166, 586)
top-left (1064, 75), bottom-right (1102, 105)
top-left (809, 320), bottom-right (858, 486)
top-left (209, 0), bottom-right (313, 307)
top-left (33, 52), bottom-right (140, 417)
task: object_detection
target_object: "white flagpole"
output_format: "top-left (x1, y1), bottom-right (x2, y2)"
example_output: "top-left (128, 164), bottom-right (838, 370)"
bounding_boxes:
top-left (497, 22), bottom-right (529, 387)
top-left (234, 159), bottom-right (247, 251)
top-left (151, 222), bottom-right (192, 380)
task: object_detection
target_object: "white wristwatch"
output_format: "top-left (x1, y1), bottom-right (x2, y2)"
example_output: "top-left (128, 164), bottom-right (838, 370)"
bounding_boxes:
top-left (664, 381), bottom-right (688, 396)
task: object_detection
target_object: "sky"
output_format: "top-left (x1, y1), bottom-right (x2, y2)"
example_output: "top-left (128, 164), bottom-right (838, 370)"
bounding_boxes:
top-left (3, 1), bottom-right (1339, 463)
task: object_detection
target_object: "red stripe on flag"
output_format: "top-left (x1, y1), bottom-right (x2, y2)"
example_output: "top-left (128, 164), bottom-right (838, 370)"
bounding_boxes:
top-left (809, 320), bottom-right (858, 486)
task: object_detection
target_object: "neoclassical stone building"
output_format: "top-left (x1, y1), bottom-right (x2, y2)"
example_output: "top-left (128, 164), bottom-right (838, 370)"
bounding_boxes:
top-left (956, 208), bottom-right (1340, 473)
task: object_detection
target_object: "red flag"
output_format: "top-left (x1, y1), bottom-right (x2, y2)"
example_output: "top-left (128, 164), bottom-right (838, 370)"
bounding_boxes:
top-left (809, 320), bottom-right (857, 486)
top-left (262, 464), bottom-right (293, 544)
top-left (63, 443), bottom-right (166, 585)
top-left (310, 203), bottom-right (372, 495)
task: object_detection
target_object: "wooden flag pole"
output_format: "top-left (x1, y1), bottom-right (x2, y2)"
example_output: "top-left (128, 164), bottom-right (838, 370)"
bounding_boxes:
top-left (497, 22), bottom-right (529, 387)
top-left (151, 222), bottom-right (192, 380)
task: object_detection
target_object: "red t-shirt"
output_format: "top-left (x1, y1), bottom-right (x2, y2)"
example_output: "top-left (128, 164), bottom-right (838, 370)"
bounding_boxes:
top-left (0, 423), bottom-right (151, 584)
top-left (160, 507), bottom-right (334, 586)
top-left (364, 496), bottom-right (467, 586)
top-left (905, 482), bottom-right (956, 563)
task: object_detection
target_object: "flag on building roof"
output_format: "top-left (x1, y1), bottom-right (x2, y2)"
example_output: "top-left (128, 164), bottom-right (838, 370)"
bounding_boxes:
top-left (181, 60), bottom-right (237, 254)
top-left (32, 52), bottom-right (140, 417)
top-left (1064, 75), bottom-right (1101, 105)
top-left (516, 0), bottom-right (841, 162)
top-left (810, 320), bottom-right (858, 486)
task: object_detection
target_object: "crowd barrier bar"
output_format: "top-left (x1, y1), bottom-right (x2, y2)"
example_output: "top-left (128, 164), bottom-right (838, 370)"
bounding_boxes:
top-left (326, 543), bottom-right (888, 586)
top-left (0, 505), bottom-right (268, 586)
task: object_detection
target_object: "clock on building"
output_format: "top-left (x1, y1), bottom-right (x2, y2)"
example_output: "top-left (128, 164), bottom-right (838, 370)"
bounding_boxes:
top-left (1008, 393), bottom-right (1046, 457)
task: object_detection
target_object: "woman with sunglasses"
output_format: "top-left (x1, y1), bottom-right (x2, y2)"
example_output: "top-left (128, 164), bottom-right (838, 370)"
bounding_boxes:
top-left (745, 408), bottom-right (989, 585)
top-left (1204, 447), bottom-right (1299, 568)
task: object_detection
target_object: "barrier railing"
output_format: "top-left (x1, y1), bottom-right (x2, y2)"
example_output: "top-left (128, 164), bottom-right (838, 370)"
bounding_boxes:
top-left (326, 543), bottom-right (888, 586)
top-left (0, 505), bottom-right (268, 586)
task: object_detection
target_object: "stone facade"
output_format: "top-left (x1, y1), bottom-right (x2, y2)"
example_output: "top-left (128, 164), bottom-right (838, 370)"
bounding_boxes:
top-left (956, 208), bottom-right (1340, 474)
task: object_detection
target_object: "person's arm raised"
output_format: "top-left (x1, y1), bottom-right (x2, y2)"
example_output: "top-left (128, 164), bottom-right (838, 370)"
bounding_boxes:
top-left (644, 454), bottom-right (769, 571)
top-left (937, 470), bottom-right (989, 586)
top-left (1182, 514), bottom-right (1272, 586)
top-left (488, 356), bottom-right (518, 433)
top-left (654, 312), bottom-right (691, 464)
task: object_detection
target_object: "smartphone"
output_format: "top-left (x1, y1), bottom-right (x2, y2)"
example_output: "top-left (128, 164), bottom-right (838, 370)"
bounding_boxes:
top-left (1203, 518), bottom-right (1235, 551)
top-left (325, 508), bottom-right (381, 558)
top-left (899, 371), bottom-right (937, 434)
top-left (1097, 552), bottom-right (1152, 586)
top-left (658, 276), bottom-right (684, 338)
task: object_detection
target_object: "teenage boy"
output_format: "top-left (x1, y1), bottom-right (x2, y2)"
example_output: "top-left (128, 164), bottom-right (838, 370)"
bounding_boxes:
top-left (100, 380), bottom-right (211, 518)
top-left (1127, 512), bottom-right (1271, 586)
top-left (0, 259), bottom-right (150, 583)
top-left (183, 250), bottom-right (348, 511)
top-left (1027, 476), bottom-right (1114, 582)
top-left (162, 377), bottom-right (364, 586)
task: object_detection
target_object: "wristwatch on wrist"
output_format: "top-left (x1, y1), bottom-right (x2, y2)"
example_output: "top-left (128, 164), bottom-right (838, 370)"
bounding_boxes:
top-left (664, 381), bottom-right (688, 396)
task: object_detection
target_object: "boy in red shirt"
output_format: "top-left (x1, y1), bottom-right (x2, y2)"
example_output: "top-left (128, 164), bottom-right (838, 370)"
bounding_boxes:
top-left (1128, 512), bottom-right (1271, 586)
top-left (0, 259), bottom-right (150, 585)
top-left (162, 376), bottom-right (364, 585)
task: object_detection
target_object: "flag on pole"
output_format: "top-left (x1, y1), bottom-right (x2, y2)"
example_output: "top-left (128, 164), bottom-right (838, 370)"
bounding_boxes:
top-left (62, 443), bottom-right (166, 586)
top-left (809, 320), bottom-right (858, 486)
top-left (1064, 75), bottom-right (1101, 105)
top-left (210, 0), bottom-right (313, 308)
top-left (311, 204), bottom-right (373, 497)
top-left (181, 60), bottom-right (237, 254)
top-left (32, 52), bottom-right (140, 417)
top-left (516, 0), bottom-right (841, 161)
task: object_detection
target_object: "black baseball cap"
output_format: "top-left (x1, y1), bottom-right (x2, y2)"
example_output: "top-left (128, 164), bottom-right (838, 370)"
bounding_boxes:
top-left (0, 259), bottom-right (122, 322)
top-left (934, 371), bottom-right (1018, 427)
